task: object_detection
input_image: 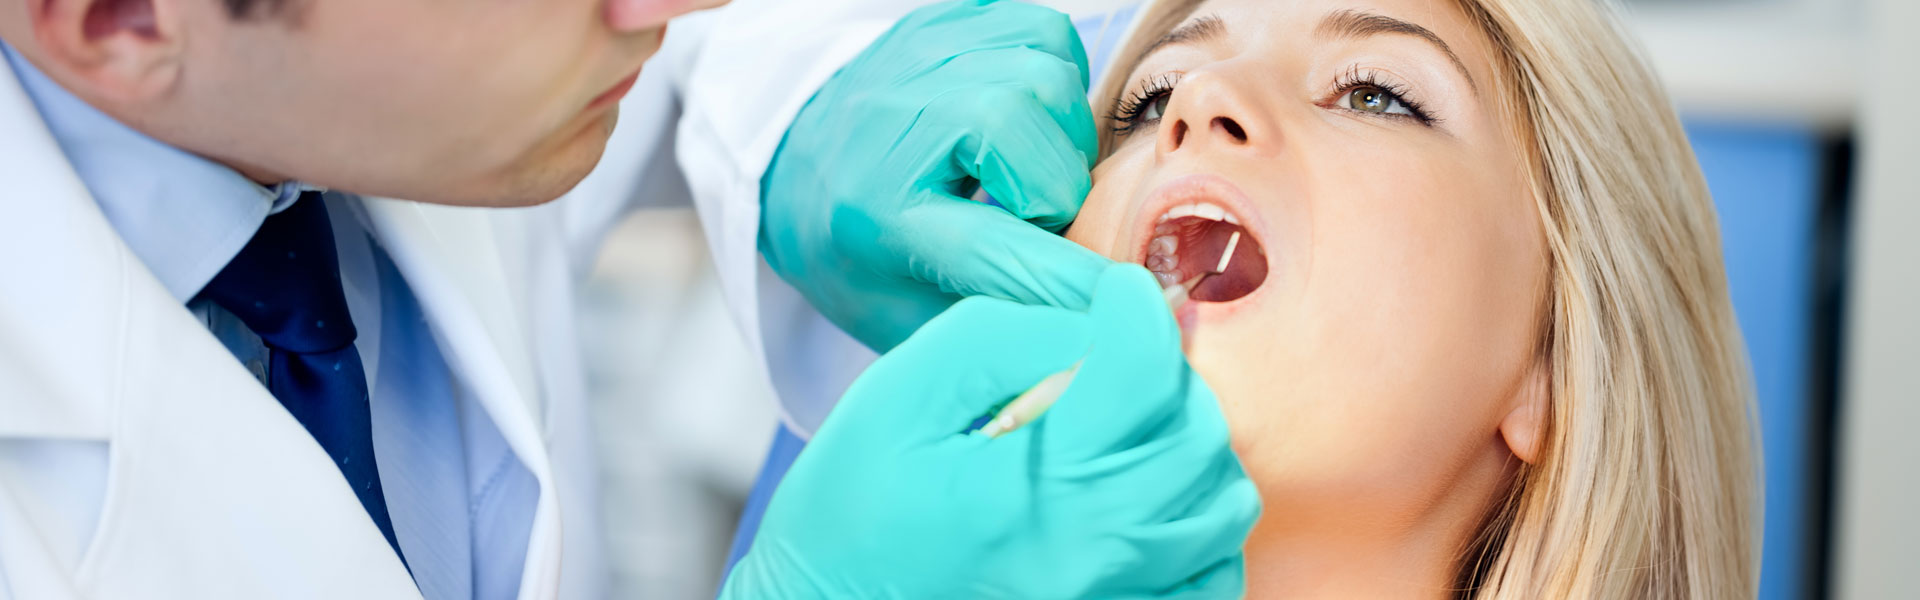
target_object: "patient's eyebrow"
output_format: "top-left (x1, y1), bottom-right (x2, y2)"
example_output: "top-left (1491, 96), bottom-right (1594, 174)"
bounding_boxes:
top-left (1316, 9), bottom-right (1477, 89)
top-left (1136, 15), bottom-right (1227, 62)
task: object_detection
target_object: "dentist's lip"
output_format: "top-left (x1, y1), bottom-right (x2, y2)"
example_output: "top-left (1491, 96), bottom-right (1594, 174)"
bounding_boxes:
top-left (586, 67), bottom-right (643, 112)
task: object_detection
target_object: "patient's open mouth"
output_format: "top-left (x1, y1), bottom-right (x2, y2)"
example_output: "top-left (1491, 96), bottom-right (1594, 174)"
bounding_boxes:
top-left (1143, 201), bottom-right (1268, 303)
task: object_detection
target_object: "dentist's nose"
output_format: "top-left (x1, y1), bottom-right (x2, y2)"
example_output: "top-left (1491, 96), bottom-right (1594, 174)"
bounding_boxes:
top-left (1156, 71), bottom-right (1269, 158)
top-left (605, 0), bottom-right (730, 32)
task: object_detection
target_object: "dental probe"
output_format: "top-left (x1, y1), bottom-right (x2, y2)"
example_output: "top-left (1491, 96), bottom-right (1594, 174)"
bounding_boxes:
top-left (979, 232), bottom-right (1240, 439)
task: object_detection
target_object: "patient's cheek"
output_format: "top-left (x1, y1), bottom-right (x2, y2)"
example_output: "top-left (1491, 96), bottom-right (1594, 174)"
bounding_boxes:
top-left (1064, 192), bottom-right (1107, 253)
top-left (1067, 175), bottom-right (1133, 258)
top-left (1064, 211), bottom-right (1103, 253)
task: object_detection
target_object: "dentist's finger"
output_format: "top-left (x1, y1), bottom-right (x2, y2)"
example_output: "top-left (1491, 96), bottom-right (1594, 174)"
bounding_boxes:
top-left (831, 296), bottom-right (1092, 441)
top-left (887, 0), bottom-right (1091, 86)
top-left (935, 49), bottom-right (1099, 230)
top-left (1043, 264), bottom-right (1193, 456)
top-left (873, 198), bottom-right (1113, 311)
top-left (1106, 455), bottom-right (1260, 592)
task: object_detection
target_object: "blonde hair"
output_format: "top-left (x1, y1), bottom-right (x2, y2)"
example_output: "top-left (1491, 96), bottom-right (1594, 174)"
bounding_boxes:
top-left (1094, 0), bottom-right (1761, 597)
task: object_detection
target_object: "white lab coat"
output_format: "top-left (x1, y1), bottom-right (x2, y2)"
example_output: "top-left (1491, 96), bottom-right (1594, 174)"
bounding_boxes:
top-left (0, 0), bottom-right (912, 597)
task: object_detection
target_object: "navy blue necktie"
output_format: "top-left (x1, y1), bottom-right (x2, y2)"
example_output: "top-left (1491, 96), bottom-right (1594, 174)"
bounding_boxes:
top-left (198, 192), bottom-right (406, 565)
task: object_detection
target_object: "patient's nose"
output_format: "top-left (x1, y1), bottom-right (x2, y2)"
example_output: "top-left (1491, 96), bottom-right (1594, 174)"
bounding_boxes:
top-left (1157, 72), bottom-right (1267, 158)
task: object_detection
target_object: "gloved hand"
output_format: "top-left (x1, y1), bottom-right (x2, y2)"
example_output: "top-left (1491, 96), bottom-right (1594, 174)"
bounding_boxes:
top-left (720, 265), bottom-right (1261, 599)
top-left (760, 0), bottom-right (1111, 352)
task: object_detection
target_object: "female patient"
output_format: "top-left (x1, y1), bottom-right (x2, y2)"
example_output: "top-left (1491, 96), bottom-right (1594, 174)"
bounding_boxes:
top-left (1065, 0), bottom-right (1758, 596)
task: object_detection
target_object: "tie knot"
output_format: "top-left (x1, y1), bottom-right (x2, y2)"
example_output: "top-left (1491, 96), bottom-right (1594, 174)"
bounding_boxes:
top-left (199, 192), bottom-right (358, 354)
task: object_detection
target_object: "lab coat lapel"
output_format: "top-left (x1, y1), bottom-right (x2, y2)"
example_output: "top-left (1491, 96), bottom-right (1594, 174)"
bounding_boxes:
top-left (356, 198), bottom-right (564, 599)
top-left (0, 56), bottom-right (418, 598)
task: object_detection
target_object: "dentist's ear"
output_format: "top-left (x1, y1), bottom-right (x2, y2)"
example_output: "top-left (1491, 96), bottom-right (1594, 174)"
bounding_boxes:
top-left (1499, 359), bottom-right (1550, 465)
top-left (28, 0), bottom-right (184, 105)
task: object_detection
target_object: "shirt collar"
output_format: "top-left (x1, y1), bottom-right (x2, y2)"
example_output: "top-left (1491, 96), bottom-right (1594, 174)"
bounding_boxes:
top-left (1, 41), bottom-right (322, 304)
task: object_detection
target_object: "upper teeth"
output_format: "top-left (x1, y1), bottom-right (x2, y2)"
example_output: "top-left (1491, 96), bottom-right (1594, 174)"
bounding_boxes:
top-left (1158, 201), bottom-right (1240, 225)
top-left (1146, 201), bottom-right (1245, 289)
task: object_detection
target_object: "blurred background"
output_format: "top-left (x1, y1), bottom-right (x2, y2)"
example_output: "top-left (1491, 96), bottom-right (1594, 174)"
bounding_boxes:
top-left (578, 0), bottom-right (1918, 597)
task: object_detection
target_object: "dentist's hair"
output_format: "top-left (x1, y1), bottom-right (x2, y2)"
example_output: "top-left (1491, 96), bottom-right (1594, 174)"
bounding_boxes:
top-left (1096, 0), bottom-right (1760, 597)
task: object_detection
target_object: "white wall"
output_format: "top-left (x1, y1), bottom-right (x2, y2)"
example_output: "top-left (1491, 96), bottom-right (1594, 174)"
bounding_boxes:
top-left (1831, 0), bottom-right (1920, 595)
top-left (580, 209), bottom-right (777, 599)
top-left (1625, 0), bottom-right (1861, 131)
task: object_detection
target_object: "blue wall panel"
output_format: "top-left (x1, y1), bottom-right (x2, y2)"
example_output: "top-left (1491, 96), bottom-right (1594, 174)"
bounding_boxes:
top-left (1688, 120), bottom-right (1822, 600)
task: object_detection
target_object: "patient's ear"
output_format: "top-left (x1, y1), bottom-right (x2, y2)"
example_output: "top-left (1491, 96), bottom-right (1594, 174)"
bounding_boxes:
top-left (1499, 361), bottom-right (1549, 465)
top-left (28, 0), bottom-right (185, 104)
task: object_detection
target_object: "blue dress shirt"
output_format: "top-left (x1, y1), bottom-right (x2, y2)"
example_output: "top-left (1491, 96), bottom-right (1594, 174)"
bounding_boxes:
top-left (3, 43), bottom-right (538, 600)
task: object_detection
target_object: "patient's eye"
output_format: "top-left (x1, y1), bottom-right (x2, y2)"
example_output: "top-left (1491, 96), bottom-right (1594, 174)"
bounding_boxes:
top-left (1329, 66), bottom-right (1435, 125)
top-left (1347, 86), bottom-right (1412, 116)
top-left (1109, 73), bottom-right (1182, 136)
top-left (1140, 91), bottom-right (1171, 122)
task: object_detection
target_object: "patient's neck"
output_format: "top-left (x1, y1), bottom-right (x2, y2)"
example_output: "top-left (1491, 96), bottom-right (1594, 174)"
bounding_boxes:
top-left (1243, 524), bottom-right (1466, 598)
top-left (1242, 443), bottom-right (1515, 598)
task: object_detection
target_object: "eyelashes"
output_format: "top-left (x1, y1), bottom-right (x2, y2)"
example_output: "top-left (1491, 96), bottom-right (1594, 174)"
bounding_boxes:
top-left (1105, 65), bottom-right (1440, 137)
top-left (1107, 73), bottom-right (1181, 136)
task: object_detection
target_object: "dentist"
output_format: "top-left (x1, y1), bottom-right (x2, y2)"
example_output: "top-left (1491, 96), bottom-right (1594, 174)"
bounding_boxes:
top-left (0, 0), bottom-right (1257, 598)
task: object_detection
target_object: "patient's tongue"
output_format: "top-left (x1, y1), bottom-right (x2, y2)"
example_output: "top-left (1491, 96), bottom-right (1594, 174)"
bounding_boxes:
top-left (1146, 217), bottom-right (1268, 303)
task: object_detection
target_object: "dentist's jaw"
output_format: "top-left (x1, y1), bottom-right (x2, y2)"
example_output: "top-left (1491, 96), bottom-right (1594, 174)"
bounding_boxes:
top-left (1129, 173), bottom-right (1273, 330)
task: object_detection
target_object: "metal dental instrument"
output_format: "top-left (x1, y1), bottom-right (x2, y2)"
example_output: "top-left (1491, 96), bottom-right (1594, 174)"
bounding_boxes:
top-left (979, 232), bottom-right (1240, 438)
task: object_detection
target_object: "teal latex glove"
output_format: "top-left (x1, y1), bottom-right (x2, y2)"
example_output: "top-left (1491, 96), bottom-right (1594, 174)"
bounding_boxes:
top-left (760, 0), bottom-right (1112, 352)
top-left (720, 265), bottom-right (1261, 599)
